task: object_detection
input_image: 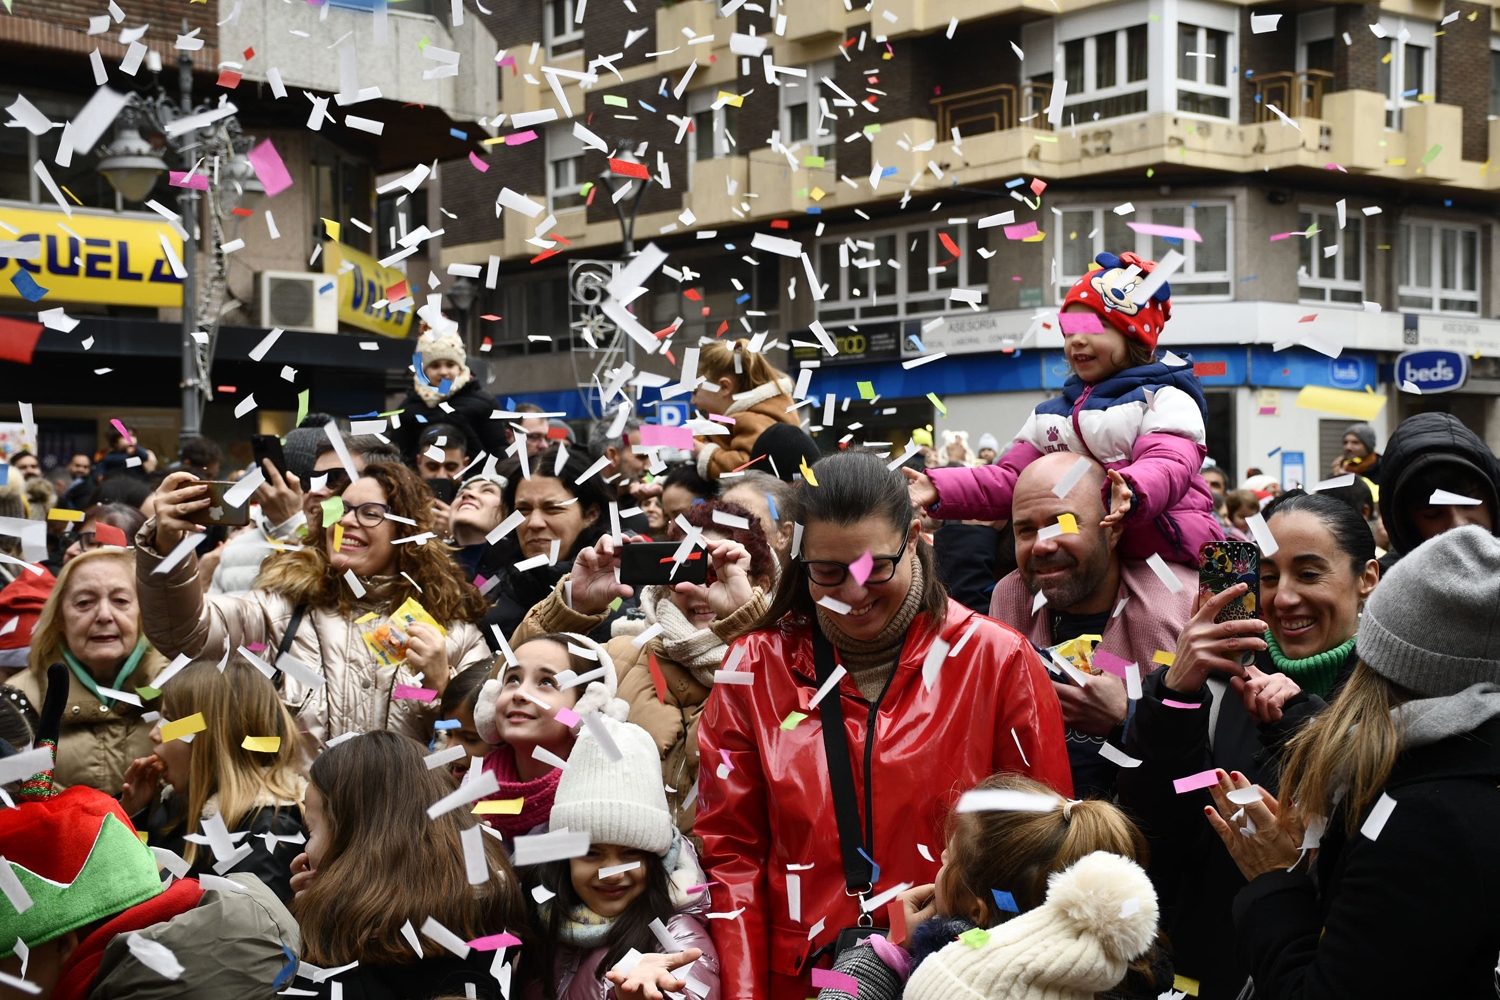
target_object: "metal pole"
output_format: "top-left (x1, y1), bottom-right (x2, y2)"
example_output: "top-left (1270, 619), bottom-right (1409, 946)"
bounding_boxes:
top-left (177, 34), bottom-right (200, 448)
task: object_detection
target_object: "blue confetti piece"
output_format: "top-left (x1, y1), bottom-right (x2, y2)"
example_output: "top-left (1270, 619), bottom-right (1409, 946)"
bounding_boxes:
top-left (857, 847), bottom-right (881, 885)
top-left (0, 464), bottom-right (8, 487)
top-left (1254, 93), bottom-right (1262, 103)
top-left (806, 206), bottom-right (823, 214)
top-left (319, 282), bottom-right (335, 294)
top-left (658, 78), bottom-right (669, 97)
top-left (1239, 274), bottom-right (1259, 282)
top-left (723, 243), bottom-right (736, 250)
top-left (415, 414), bottom-right (429, 424)
top-left (1267, 446), bottom-right (1282, 457)
top-left (505, 397), bottom-right (516, 410)
top-left (450, 128), bottom-right (468, 139)
top-left (639, 100), bottom-right (657, 112)
top-left (272, 944), bottom-right (297, 990)
top-left (10, 270), bottom-right (48, 302)
top-left (1004, 177), bottom-right (1026, 188)
top-left (1401, 88), bottom-right (1418, 98)
top-left (437, 378), bottom-right (453, 395)
top-left (735, 293), bottom-right (750, 304)
top-left (434, 719), bottom-right (462, 730)
top-left (765, 493), bottom-right (778, 521)
top-left (351, 411), bottom-right (380, 418)
top-left (992, 889), bottom-right (1018, 913)
top-left (413, 353), bottom-right (430, 385)
top-left (1444, 199), bottom-right (1453, 207)
top-left (880, 166), bottom-right (898, 178)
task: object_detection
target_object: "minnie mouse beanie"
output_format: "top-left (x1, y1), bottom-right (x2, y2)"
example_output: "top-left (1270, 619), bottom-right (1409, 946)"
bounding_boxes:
top-left (1061, 251), bottom-right (1172, 351)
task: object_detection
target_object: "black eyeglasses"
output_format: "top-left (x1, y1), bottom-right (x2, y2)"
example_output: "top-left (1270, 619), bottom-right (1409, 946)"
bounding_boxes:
top-left (341, 502), bottom-right (394, 528)
top-left (317, 468), bottom-right (352, 493)
top-left (799, 534), bottom-right (909, 587)
top-left (64, 531), bottom-right (99, 551)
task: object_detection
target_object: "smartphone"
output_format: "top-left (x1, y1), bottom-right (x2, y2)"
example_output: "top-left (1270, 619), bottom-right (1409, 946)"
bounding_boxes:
top-left (426, 477), bottom-right (458, 504)
top-left (251, 434), bottom-right (288, 478)
top-left (185, 481), bottom-right (252, 527)
top-left (1198, 541), bottom-right (1260, 624)
top-left (618, 541), bottom-right (710, 586)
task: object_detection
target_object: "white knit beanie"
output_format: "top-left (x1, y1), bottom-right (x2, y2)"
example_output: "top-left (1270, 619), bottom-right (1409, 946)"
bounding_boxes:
top-left (474, 631), bottom-right (629, 745)
top-left (549, 714), bottom-right (674, 855)
top-left (417, 329), bottom-right (468, 368)
top-left (905, 852), bottom-right (1159, 1000)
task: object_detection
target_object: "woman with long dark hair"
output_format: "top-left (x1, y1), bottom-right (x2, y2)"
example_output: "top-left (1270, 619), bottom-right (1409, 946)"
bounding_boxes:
top-left (694, 450), bottom-right (1071, 1000)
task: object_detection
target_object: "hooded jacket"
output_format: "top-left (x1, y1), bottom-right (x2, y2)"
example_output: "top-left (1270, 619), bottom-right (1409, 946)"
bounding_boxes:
top-left (388, 378), bottom-right (509, 466)
top-left (694, 601), bottom-right (1072, 1000)
top-left (132, 521), bottom-right (491, 747)
top-left (925, 356), bottom-right (1222, 564)
top-left (1377, 412), bottom-right (1500, 558)
top-left (1233, 708), bottom-right (1500, 998)
top-left (695, 378), bottom-right (803, 479)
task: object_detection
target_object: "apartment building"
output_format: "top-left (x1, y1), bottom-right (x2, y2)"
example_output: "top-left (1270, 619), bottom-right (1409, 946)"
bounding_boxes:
top-left (0, 0), bottom-right (497, 465)
top-left (439, 0), bottom-right (1500, 481)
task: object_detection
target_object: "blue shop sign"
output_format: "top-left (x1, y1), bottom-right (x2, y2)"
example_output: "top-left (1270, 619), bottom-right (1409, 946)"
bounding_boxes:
top-left (1394, 350), bottom-right (1468, 393)
top-left (1249, 348), bottom-right (1378, 390)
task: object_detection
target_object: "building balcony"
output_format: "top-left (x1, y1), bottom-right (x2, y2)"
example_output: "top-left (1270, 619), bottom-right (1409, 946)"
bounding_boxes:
top-left (499, 48), bottom-right (586, 120)
top-left (654, 0), bottom-right (721, 74)
top-left (783, 0), bottom-right (846, 44)
top-left (685, 156), bottom-right (752, 226)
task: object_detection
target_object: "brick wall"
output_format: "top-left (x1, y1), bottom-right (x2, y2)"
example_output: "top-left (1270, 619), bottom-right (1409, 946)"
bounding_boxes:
top-left (834, 24), bottom-right (873, 181)
top-left (1, 0), bottom-right (220, 72)
top-left (442, 132), bottom-right (546, 246)
top-left (587, 0), bottom-right (659, 71)
top-left (1239, 6), bottom-right (1297, 125)
top-left (1437, 0), bottom-right (1489, 162)
top-left (1335, 4), bottom-right (1381, 94)
top-left (476, 0), bottom-right (541, 51)
top-left (583, 74), bottom-right (685, 226)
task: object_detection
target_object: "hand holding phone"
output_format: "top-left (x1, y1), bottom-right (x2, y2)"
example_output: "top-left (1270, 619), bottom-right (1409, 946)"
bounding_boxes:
top-left (1198, 541), bottom-right (1260, 625)
top-left (183, 481), bottom-right (251, 527)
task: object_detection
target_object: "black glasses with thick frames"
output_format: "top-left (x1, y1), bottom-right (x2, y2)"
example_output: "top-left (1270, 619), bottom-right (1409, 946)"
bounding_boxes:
top-left (799, 533), bottom-right (910, 587)
top-left (63, 531), bottom-right (99, 552)
top-left (342, 502), bottom-right (394, 528)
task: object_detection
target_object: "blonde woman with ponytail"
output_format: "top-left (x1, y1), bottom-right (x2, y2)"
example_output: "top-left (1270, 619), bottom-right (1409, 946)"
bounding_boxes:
top-left (118, 660), bottom-right (308, 902)
top-left (1206, 525), bottom-right (1500, 998)
top-left (690, 339), bottom-right (802, 479)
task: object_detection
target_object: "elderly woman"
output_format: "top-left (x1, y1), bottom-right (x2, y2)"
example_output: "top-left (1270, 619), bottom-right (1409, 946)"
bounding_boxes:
top-left (1119, 489), bottom-right (1380, 1000)
top-left (510, 499), bottom-right (779, 838)
top-left (136, 462), bottom-right (491, 747)
top-left (14, 548), bottom-right (168, 794)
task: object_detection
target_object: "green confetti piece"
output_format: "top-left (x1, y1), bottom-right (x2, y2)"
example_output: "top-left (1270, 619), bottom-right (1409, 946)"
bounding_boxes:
top-left (297, 389), bottom-right (309, 427)
top-left (796, 188), bottom-right (809, 197)
top-left (857, 381), bottom-right (876, 400)
top-left (608, 596), bottom-right (623, 611)
top-left (135, 686), bottom-right (161, 700)
top-left (417, 36), bottom-right (431, 50)
top-left (863, 123), bottom-right (882, 134)
top-left (1422, 143), bottom-right (1443, 164)
top-left (803, 155), bottom-right (826, 168)
top-left (321, 496), bottom-right (345, 526)
top-left (959, 927), bottom-right (990, 948)
top-left (781, 711), bottom-right (808, 731)
top-left (603, 95), bottom-right (629, 107)
top-left (579, 181), bottom-right (594, 196)
top-left (927, 391), bottom-right (947, 416)
top-left (1146, 168), bottom-right (1155, 177)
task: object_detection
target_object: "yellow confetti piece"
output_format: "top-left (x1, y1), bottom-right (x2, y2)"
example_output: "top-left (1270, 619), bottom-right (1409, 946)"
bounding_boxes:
top-left (781, 711), bottom-right (808, 730)
top-left (160, 713), bottom-right (206, 742)
top-left (1022, 232), bottom-right (1047, 242)
top-left (1174, 974), bottom-right (1201, 996)
top-left (716, 91), bottom-right (744, 107)
top-left (1385, 157), bottom-right (1406, 166)
top-left (137, 830), bottom-right (150, 844)
top-left (1153, 650), bottom-right (1176, 666)
top-left (809, 186), bottom-right (826, 201)
top-left (472, 798), bottom-right (525, 815)
top-left (1381, 51), bottom-right (1393, 63)
top-left (927, 392), bottom-right (947, 416)
top-left (1294, 385), bottom-right (1387, 421)
top-left (334, 524), bottom-right (344, 552)
top-left (857, 381), bottom-right (876, 400)
top-left (47, 508), bottom-right (85, 522)
top-left (481, 135), bottom-right (506, 146)
top-left (242, 735), bottom-right (282, 752)
top-left (800, 459), bottom-right (819, 487)
top-left (61, 185), bottom-right (83, 206)
top-left (322, 217), bottom-right (341, 241)
top-left (1058, 513), bottom-right (1078, 534)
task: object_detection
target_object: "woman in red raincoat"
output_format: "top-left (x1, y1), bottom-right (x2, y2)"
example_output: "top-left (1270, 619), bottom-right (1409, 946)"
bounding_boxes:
top-left (695, 450), bottom-right (1073, 1000)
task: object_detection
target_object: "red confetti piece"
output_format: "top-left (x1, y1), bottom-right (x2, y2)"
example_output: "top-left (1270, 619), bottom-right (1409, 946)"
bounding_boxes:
top-left (770, 219), bottom-right (790, 229)
top-left (547, 426), bottom-right (570, 440)
top-left (1193, 362), bottom-right (1227, 377)
top-left (216, 70), bottom-right (242, 89)
top-left (647, 651), bottom-right (668, 704)
top-left (938, 232), bottom-right (961, 257)
top-left (231, 207), bottom-right (254, 217)
top-left (387, 279), bottom-right (409, 301)
top-left (715, 320), bottom-right (729, 336)
top-left (243, 46), bottom-right (255, 59)
top-left (684, 288), bottom-right (702, 301)
top-left (529, 248), bottom-right (560, 264)
top-left (608, 157), bottom-right (650, 179)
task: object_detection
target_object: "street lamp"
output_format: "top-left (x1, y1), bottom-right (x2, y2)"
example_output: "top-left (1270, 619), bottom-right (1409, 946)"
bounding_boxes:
top-left (97, 124), bottom-right (169, 203)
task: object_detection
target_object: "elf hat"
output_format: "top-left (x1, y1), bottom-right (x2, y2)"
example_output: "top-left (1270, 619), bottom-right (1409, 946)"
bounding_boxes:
top-left (0, 786), bottom-right (164, 958)
top-left (1061, 251), bottom-right (1172, 351)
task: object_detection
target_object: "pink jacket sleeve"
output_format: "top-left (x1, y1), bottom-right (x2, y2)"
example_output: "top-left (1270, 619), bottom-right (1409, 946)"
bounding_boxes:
top-left (925, 440), bottom-right (1044, 521)
top-left (1115, 431), bottom-right (1207, 525)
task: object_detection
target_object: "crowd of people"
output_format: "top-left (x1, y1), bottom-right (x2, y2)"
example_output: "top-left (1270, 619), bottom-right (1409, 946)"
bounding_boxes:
top-left (2, 262), bottom-right (1500, 1000)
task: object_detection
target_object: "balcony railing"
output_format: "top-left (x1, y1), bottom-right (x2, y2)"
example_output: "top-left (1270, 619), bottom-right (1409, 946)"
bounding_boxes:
top-left (1251, 70), bottom-right (1334, 122)
top-left (931, 82), bottom-right (1055, 137)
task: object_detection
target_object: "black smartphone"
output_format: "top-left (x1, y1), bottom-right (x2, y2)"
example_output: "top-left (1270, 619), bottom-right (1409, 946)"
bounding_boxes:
top-left (426, 477), bottom-right (459, 504)
top-left (619, 541), bottom-right (710, 586)
top-left (184, 481), bottom-right (252, 527)
top-left (251, 434), bottom-right (288, 478)
top-left (1198, 541), bottom-right (1260, 624)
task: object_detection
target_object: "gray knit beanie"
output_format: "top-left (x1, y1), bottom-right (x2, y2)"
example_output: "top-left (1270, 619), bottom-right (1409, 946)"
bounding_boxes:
top-left (1344, 422), bottom-right (1377, 454)
top-left (1357, 525), bottom-right (1500, 697)
top-left (282, 425), bottom-right (328, 482)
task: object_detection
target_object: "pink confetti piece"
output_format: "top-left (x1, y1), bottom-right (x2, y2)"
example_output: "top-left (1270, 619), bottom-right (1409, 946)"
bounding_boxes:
top-left (246, 642), bottom-right (267, 653)
top-left (708, 413), bottom-right (736, 424)
top-left (1093, 649), bottom-right (1133, 678)
top-left (246, 137), bottom-right (294, 197)
top-left (848, 550), bottom-right (875, 587)
top-left (1126, 221), bottom-right (1203, 242)
top-left (1162, 698), bottom-right (1201, 710)
top-left (719, 747), bottom-right (733, 773)
top-left (393, 684), bottom-right (436, 702)
top-left (1057, 311), bottom-right (1105, 334)
top-left (468, 150), bottom-right (489, 172)
top-left (169, 171), bottom-right (209, 191)
top-left (811, 968), bottom-right (860, 993)
top-left (497, 55), bottom-right (516, 66)
top-left (110, 419), bottom-right (134, 446)
top-left (1173, 769), bottom-right (1221, 794)
top-left (505, 130), bottom-right (538, 145)
top-left (1003, 220), bottom-right (1038, 240)
top-left (640, 424), bottom-right (694, 449)
top-left (467, 932), bottom-right (523, 951)
top-left (685, 881), bottom-right (719, 894)
top-left (555, 706), bottom-right (580, 727)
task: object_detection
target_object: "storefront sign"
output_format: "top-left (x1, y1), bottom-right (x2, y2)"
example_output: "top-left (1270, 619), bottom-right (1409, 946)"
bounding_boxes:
top-left (0, 206), bottom-right (183, 307)
top-left (323, 241), bottom-right (415, 339)
top-left (902, 311), bottom-right (1035, 357)
top-left (1416, 316), bottom-right (1500, 358)
top-left (793, 320), bottom-right (902, 366)
top-left (1395, 349), bottom-right (1468, 393)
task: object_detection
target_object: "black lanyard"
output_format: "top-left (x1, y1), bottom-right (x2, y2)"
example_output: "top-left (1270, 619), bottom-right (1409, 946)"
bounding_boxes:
top-left (813, 628), bottom-right (875, 915)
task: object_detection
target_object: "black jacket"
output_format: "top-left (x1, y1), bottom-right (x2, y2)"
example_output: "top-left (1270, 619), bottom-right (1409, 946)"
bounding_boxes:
top-left (307, 953), bottom-right (508, 999)
top-left (145, 800), bottom-right (306, 904)
top-left (388, 379), bottom-right (508, 465)
top-left (1233, 714), bottom-right (1500, 998)
top-left (1379, 412), bottom-right (1500, 558)
top-left (480, 544), bottom-right (630, 648)
top-left (933, 522), bottom-right (1014, 615)
top-left (1117, 645), bottom-right (1357, 1000)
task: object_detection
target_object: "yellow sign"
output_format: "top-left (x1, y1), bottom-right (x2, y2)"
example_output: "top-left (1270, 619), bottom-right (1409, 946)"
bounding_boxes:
top-left (0, 206), bottom-right (184, 307)
top-left (322, 240), bottom-right (415, 339)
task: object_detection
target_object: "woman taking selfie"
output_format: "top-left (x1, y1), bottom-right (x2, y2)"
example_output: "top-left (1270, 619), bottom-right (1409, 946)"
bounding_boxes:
top-left (1119, 489), bottom-right (1379, 999)
top-left (135, 462), bottom-right (491, 747)
top-left (694, 451), bottom-right (1071, 1000)
top-left (14, 548), bottom-right (168, 794)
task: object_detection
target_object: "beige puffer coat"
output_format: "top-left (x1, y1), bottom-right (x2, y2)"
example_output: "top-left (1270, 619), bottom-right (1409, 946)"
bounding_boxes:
top-left (13, 648), bottom-right (168, 796)
top-left (133, 521), bottom-right (491, 747)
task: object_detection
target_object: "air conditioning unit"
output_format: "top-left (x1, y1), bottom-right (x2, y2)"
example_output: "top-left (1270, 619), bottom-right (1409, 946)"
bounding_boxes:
top-left (257, 271), bottom-right (339, 333)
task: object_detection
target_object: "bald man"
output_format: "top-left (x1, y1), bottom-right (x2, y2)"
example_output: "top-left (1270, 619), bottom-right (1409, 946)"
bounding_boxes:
top-left (989, 452), bottom-right (1196, 796)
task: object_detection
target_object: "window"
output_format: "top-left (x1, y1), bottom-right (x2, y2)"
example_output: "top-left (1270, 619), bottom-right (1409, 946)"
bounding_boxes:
top-left (779, 60), bottom-right (836, 164)
top-left (483, 275), bottom-right (570, 357)
top-left (1057, 24), bottom-right (1149, 125)
top-left (310, 143), bottom-right (372, 251)
top-left (1490, 42), bottom-right (1500, 117)
top-left (1376, 18), bottom-right (1434, 128)
top-left (544, 0), bottom-right (582, 57)
top-left (815, 222), bottom-right (983, 322)
top-left (1053, 202), bottom-right (1232, 301)
top-left (377, 189), bottom-right (427, 258)
top-left (1296, 208), bottom-right (1363, 305)
top-left (687, 89), bottom-right (738, 164)
top-left (546, 130), bottom-right (587, 213)
top-left (1177, 23), bottom-right (1232, 118)
top-left (1399, 221), bottom-right (1479, 313)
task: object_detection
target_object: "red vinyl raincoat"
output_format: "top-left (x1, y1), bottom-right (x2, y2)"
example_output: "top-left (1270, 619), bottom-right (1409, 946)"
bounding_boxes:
top-left (695, 599), bottom-right (1072, 999)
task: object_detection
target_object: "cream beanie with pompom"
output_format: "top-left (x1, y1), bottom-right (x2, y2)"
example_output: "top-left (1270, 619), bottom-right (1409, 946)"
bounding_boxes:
top-left (473, 631), bottom-right (629, 745)
top-left (904, 851), bottom-right (1160, 1000)
top-left (550, 714), bottom-right (674, 855)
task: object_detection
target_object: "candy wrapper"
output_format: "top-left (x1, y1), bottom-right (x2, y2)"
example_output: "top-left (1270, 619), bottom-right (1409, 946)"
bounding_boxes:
top-left (362, 596), bottom-right (446, 667)
top-left (1045, 634), bottom-right (1103, 676)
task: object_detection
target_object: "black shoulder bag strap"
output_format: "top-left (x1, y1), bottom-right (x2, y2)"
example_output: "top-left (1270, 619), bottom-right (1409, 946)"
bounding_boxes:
top-left (270, 604), bottom-right (308, 689)
top-left (813, 628), bottom-right (875, 921)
